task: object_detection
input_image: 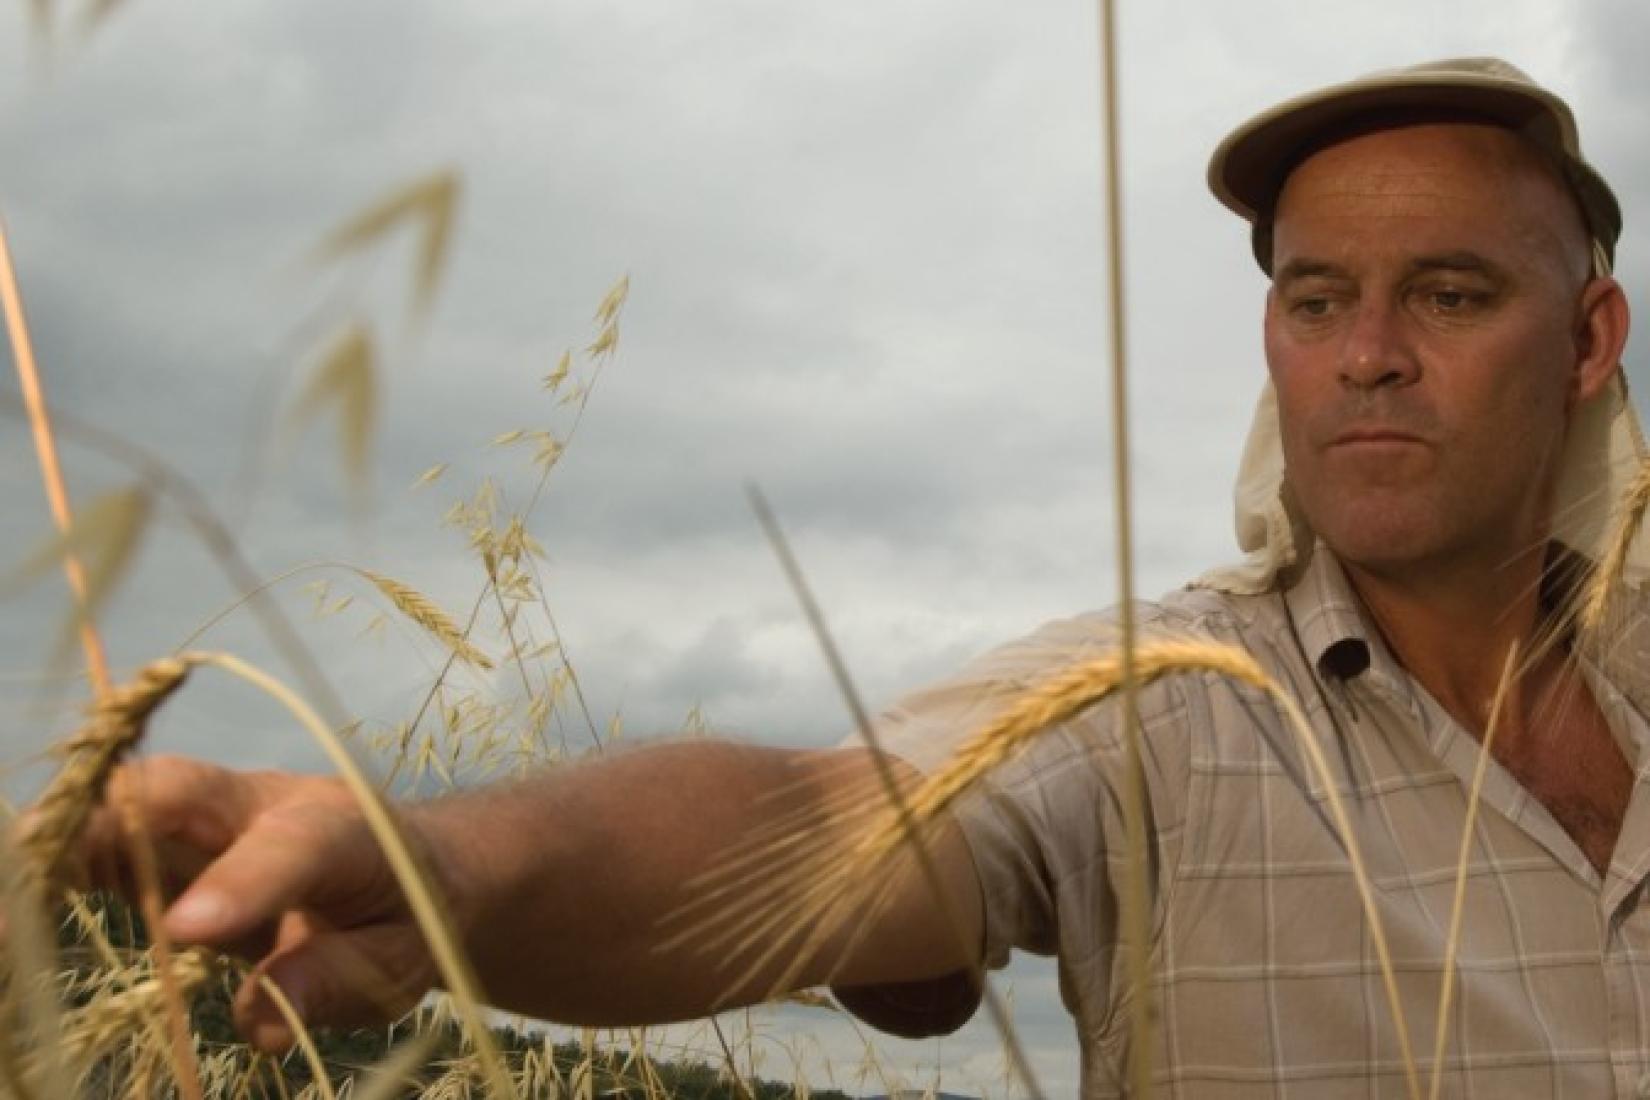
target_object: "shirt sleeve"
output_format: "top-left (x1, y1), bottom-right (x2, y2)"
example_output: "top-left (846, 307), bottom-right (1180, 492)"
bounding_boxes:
top-left (829, 610), bottom-right (1198, 1038)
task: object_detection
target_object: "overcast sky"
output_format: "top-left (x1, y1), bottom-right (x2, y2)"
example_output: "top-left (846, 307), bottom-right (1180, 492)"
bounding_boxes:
top-left (2, 1), bottom-right (1646, 1094)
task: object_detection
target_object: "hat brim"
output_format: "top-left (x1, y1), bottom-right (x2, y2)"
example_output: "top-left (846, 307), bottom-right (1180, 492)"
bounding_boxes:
top-left (1208, 72), bottom-right (1579, 223)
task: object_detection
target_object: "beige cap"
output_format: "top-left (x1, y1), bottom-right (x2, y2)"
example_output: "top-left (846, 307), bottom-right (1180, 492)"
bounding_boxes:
top-left (1207, 57), bottom-right (1622, 274)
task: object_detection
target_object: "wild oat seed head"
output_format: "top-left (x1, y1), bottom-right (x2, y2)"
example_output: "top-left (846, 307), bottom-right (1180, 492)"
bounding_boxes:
top-left (360, 569), bottom-right (495, 671)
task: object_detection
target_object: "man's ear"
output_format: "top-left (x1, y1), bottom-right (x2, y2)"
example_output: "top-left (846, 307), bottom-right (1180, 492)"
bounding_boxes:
top-left (1572, 275), bottom-right (1631, 405)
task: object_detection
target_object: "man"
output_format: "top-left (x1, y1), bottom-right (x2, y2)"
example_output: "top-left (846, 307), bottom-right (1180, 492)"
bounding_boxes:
top-left (55, 58), bottom-right (1650, 1095)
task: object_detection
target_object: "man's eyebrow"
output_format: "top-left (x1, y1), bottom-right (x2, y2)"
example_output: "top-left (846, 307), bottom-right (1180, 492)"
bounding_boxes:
top-left (1272, 259), bottom-right (1348, 287)
top-left (1404, 251), bottom-right (1506, 279)
top-left (1272, 253), bottom-right (1509, 287)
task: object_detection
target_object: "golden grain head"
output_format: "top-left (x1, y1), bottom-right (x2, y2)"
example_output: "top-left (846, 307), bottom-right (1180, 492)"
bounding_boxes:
top-left (19, 656), bottom-right (191, 888)
top-left (1576, 456), bottom-right (1650, 638)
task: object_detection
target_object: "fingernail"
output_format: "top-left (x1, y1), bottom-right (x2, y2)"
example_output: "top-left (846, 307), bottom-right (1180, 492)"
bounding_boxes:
top-left (249, 1017), bottom-right (294, 1054)
top-left (166, 891), bottom-right (228, 936)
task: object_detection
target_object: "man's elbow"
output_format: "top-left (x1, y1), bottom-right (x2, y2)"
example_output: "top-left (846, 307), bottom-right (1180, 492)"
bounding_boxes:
top-left (832, 970), bottom-right (982, 1038)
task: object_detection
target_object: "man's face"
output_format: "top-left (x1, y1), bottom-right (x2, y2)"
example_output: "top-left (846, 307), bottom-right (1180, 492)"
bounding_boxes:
top-left (1263, 121), bottom-right (1597, 580)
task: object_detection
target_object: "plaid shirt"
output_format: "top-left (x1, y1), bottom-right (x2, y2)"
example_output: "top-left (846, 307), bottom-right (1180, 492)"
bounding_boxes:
top-left (865, 548), bottom-right (1650, 1097)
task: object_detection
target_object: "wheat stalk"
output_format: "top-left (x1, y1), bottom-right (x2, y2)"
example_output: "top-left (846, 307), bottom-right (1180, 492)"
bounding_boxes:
top-left (1428, 642), bottom-right (1521, 1100)
top-left (1263, 674), bottom-right (1420, 1099)
top-left (350, 1027), bottom-right (444, 1100)
top-left (0, 214), bottom-right (112, 698)
top-left (254, 974), bottom-right (340, 1100)
top-left (1094, 2), bottom-right (1153, 1087)
top-left (743, 484), bottom-right (1050, 1100)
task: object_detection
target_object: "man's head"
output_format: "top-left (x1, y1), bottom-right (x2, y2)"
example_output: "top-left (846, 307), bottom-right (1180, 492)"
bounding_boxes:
top-left (1203, 59), bottom-right (1633, 586)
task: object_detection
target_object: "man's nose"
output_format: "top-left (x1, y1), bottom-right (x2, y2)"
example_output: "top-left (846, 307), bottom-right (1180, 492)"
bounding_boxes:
top-left (1338, 301), bottom-right (1419, 390)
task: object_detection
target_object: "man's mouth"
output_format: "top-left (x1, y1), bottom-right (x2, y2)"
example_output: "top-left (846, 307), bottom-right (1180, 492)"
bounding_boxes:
top-left (1329, 426), bottom-right (1428, 447)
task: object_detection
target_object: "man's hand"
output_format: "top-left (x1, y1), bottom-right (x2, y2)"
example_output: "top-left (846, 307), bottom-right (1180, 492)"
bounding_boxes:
top-left (71, 756), bottom-right (436, 1051)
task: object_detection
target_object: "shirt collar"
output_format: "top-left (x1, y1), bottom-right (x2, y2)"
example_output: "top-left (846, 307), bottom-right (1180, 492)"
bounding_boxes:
top-left (1283, 544), bottom-right (1374, 681)
top-left (1280, 542), bottom-right (1650, 722)
top-left (1280, 543), bottom-right (1431, 727)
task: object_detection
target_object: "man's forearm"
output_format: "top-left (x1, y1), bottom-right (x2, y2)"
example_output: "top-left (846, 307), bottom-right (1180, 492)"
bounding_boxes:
top-left (410, 740), bottom-right (982, 1025)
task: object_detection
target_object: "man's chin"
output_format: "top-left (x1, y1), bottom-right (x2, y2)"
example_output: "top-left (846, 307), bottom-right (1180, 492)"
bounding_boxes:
top-left (1322, 540), bottom-right (1431, 578)
top-left (1308, 509), bottom-right (1443, 577)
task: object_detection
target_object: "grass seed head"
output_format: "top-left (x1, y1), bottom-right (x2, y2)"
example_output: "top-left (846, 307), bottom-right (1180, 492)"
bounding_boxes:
top-left (360, 569), bottom-right (495, 671)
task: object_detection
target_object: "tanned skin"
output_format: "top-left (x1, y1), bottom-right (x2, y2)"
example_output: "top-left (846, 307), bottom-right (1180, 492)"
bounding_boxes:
top-left (59, 744), bottom-right (982, 1052)
top-left (1265, 121), bottom-right (1634, 872)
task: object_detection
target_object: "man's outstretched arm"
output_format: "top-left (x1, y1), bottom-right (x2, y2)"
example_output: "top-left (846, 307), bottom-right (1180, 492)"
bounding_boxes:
top-left (67, 743), bottom-right (983, 1051)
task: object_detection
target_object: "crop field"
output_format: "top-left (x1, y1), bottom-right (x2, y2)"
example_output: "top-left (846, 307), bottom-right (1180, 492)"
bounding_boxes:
top-left (0, 12), bottom-right (1036, 1086)
top-left (2, 4), bottom-right (1646, 1100)
top-left (0, 200), bottom-right (931, 1097)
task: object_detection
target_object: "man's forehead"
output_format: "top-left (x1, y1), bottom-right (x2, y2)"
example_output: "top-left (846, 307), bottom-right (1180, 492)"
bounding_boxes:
top-left (1268, 120), bottom-right (1591, 272)
top-left (1277, 120), bottom-right (1557, 204)
top-left (1210, 61), bottom-right (1624, 277)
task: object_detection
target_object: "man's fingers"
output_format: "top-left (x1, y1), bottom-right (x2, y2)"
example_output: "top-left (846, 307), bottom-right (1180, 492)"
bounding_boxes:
top-left (233, 921), bottom-right (434, 1053)
top-left (162, 793), bottom-right (382, 950)
top-left (70, 755), bottom-right (255, 895)
top-left (106, 755), bottom-right (262, 851)
top-left (163, 816), bottom-right (338, 947)
top-left (12, 754), bottom-right (433, 1056)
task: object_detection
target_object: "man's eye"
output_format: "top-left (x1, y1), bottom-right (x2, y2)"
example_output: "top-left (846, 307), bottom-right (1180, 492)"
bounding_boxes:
top-left (1293, 297), bottom-right (1332, 317)
top-left (1421, 287), bottom-right (1490, 314)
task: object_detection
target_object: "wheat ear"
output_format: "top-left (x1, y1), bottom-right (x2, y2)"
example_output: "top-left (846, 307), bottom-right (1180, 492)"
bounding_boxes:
top-left (10, 657), bottom-right (203, 1096)
top-left (1576, 456), bottom-right (1650, 637)
top-left (17, 657), bottom-right (190, 888)
top-left (672, 640), bottom-right (1272, 1000)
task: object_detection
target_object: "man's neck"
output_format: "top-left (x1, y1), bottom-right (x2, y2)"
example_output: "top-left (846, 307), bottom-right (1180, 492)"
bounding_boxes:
top-left (1339, 545), bottom-right (1552, 735)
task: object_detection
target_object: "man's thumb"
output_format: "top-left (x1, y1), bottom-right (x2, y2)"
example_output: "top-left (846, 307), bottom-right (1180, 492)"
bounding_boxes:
top-left (235, 923), bottom-right (431, 1053)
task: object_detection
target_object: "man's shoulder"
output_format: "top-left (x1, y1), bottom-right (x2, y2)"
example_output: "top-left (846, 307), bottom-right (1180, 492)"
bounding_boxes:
top-left (871, 579), bottom-right (1299, 776)
top-left (913, 580), bottom-right (1286, 708)
top-left (1010, 580), bottom-right (1281, 654)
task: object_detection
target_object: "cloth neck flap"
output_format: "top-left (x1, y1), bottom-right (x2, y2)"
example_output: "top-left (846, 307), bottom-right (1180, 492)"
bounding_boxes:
top-left (1195, 371), bottom-right (1650, 595)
